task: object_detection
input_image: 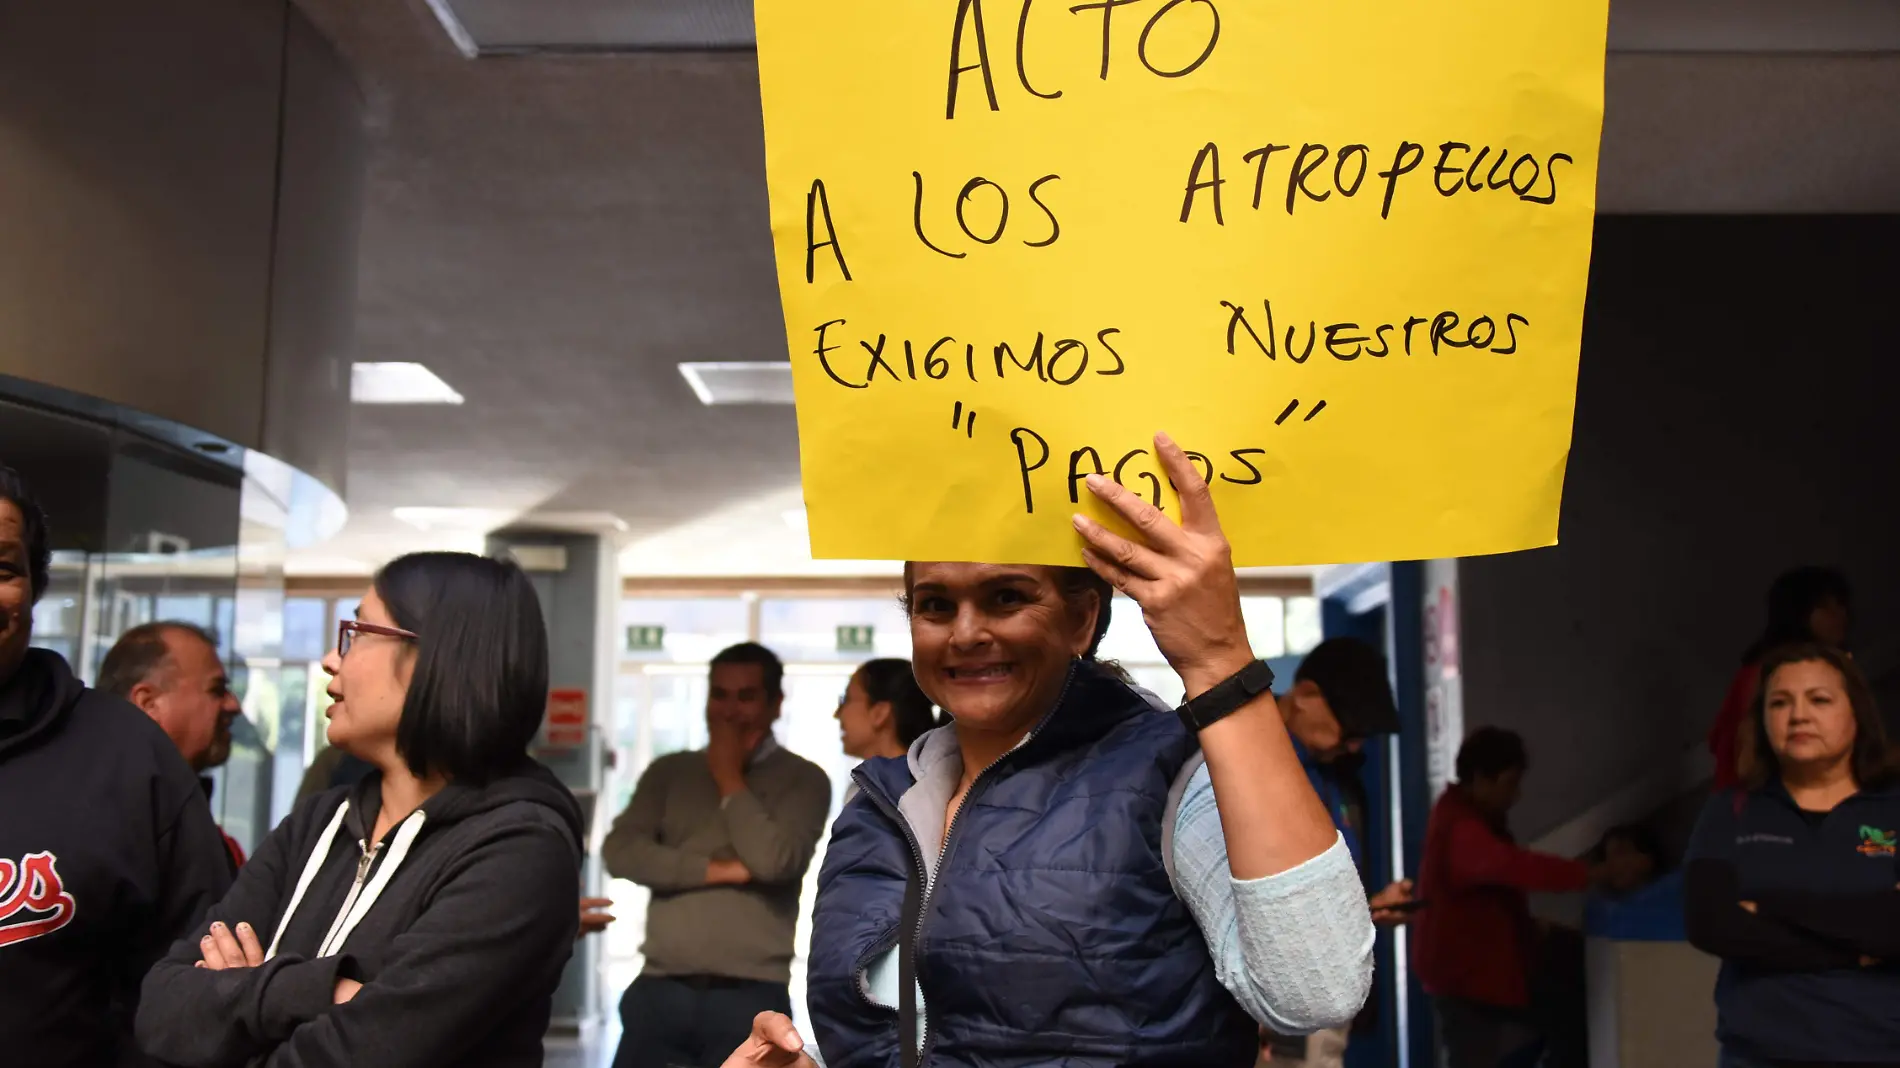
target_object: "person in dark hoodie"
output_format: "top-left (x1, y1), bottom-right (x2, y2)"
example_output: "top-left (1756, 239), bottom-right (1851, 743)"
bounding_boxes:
top-left (0, 465), bottom-right (235, 1067)
top-left (136, 551), bottom-right (585, 1068)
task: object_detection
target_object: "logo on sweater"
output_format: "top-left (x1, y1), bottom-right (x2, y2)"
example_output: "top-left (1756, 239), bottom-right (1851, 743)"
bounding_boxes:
top-left (1859, 826), bottom-right (1898, 858)
top-left (0, 852), bottom-right (78, 949)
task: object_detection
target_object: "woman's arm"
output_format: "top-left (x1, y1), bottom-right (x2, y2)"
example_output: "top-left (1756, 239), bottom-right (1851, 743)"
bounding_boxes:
top-left (137, 798), bottom-right (342, 1067)
top-left (1074, 434), bottom-right (1339, 878)
top-left (1682, 859), bottom-right (1861, 970)
top-left (1678, 792), bottom-right (1861, 970)
top-left (1169, 762), bottom-right (1375, 1032)
top-left (256, 820), bottom-right (581, 1067)
top-left (1752, 890), bottom-right (1900, 957)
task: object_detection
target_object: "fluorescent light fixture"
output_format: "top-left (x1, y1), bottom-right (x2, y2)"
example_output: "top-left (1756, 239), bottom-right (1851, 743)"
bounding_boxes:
top-left (425, 0), bottom-right (758, 57)
top-left (524, 510), bottom-right (632, 533)
top-left (352, 363), bottom-right (465, 405)
top-left (677, 362), bottom-right (794, 406)
top-left (392, 507), bottom-right (514, 532)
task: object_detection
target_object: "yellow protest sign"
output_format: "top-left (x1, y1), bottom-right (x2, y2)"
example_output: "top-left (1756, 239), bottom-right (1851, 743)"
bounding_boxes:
top-left (756, 0), bottom-right (1609, 566)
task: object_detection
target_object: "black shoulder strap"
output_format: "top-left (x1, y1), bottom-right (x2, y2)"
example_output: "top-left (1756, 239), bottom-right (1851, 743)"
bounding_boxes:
top-left (898, 859), bottom-right (922, 1068)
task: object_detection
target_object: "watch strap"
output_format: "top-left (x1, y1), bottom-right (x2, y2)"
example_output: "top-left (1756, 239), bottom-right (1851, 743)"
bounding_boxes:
top-left (1177, 659), bottom-right (1277, 732)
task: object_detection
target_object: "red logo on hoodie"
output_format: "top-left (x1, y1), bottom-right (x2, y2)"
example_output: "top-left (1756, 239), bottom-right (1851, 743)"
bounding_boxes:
top-left (0, 852), bottom-right (78, 948)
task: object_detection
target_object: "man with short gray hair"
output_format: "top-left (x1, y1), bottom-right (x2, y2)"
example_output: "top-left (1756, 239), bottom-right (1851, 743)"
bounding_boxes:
top-left (100, 621), bottom-right (246, 871)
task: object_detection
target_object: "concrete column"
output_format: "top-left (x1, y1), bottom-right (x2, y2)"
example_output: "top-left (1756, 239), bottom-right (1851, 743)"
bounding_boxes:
top-left (485, 529), bottom-right (619, 1034)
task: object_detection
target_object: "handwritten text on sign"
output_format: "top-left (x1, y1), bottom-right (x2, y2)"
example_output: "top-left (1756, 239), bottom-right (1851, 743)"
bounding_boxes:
top-left (756, 0), bottom-right (1609, 566)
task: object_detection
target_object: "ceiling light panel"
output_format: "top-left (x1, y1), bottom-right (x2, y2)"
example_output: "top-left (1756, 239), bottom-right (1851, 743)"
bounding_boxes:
top-left (392, 506), bottom-right (515, 531)
top-left (678, 362), bottom-right (794, 406)
top-left (351, 363), bottom-right (465, 405)
top-left (427, 0), bottom-right (756, 56)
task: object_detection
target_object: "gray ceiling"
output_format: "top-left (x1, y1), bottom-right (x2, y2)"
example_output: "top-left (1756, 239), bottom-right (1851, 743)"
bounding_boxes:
top-left (287, 0), bottom-right (1900, 576)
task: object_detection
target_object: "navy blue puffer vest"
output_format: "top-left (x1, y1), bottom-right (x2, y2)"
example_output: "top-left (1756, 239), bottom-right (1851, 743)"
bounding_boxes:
top-left (807, 661), bottom-right (1258, 1068)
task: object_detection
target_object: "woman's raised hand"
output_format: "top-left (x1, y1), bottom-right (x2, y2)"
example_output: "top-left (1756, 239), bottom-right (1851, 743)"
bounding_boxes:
top-left (1073, 432), bottom-right (1254, 697)
top-left (720, 1012), bottom-right (819, 1068)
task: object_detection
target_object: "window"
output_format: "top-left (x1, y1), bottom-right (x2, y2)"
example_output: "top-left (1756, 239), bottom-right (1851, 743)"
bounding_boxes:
top-left (757, 597), bottom-right (911, 663)
top-left (283, 598), bottom-right (329, 661)
top-left (618, 598), bottom-right (748, 665)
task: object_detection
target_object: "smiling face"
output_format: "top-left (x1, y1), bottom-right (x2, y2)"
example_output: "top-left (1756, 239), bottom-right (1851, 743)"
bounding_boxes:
top-left (906, 563), bottom-right (1097, 739)
top-left (1764, 658), bottom-right (1857, 774)
top-left (319, 588), bottom-right (417, 765)
top-left (0, 500), bottom-right (31, 687)
top-left (707, 661), bottom-right (780, 736)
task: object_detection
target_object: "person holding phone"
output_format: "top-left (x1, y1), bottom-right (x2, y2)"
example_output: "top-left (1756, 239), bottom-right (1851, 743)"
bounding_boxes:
top-left (1260, 637), bottom-right (1413, 1068)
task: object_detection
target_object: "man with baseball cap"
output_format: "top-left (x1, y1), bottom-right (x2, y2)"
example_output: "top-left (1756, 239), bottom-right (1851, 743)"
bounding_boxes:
top-left (1261, 637), bottom-right (1411, 1068)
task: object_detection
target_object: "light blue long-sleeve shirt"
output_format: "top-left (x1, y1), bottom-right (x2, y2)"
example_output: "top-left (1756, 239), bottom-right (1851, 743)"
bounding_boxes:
top-left (805, 714), bottom-right (1376, 1063)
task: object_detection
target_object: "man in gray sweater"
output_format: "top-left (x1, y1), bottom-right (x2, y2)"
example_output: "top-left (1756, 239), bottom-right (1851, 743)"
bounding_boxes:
top-left (606, 642), bottom-right (832, 1068)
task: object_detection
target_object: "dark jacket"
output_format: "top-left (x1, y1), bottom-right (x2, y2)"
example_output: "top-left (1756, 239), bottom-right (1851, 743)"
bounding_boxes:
top-left (0, 648), bottom-right (234, 1067)
top-left (136, 760), bottom-right (585, 1067)
top-left (806, 661), bottom-right (1258, 1068)
top-left (1684, 783), bottom-right (1900, 1064)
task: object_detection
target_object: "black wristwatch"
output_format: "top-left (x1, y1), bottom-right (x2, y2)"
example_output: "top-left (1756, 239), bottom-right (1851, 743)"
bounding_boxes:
top-left (1176, 660), bottom-right (1276, 732)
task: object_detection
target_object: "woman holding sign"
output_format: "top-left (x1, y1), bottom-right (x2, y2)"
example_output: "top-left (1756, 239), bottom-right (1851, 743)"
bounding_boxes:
top-left (722, 434), bottom-right (1373, 1068)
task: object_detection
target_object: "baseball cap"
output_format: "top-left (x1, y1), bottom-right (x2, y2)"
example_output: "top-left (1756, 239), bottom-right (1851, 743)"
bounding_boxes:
top-left (1294, 637), bottom-right (1400, 738)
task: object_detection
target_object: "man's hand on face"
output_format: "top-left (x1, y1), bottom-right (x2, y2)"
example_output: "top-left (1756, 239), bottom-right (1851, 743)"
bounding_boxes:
top-left (707, 715), bottom-right (764, 797)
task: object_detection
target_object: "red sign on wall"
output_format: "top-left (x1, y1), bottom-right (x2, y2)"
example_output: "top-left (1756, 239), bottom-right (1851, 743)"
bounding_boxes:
top-left (542, 689), bottom-right (589, 749)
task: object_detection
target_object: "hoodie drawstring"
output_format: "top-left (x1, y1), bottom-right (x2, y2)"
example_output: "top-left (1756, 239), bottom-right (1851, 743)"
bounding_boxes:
top-left (264, 801), bottom-right (429, 962)
top-left (265, 800), bottom-right (349, 962)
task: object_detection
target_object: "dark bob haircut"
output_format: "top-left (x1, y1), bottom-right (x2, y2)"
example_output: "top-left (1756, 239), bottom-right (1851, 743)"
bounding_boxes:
top-left (1455, 726), bottom-right (1528, 784)
top-left (857, 658), bottom-right (938, 748)
top-left (375, 552), bottom-right (549, 786)
top-left (1744, 642), bottom-right (1894, 791)
top-left (0, 465), bottom-right (52, 604)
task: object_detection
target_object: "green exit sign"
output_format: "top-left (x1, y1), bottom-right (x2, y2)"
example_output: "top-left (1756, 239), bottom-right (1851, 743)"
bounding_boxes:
top-left (836, 625), bottom-right (875, 653)
top-left (626, 624), bottom-right (666, 652)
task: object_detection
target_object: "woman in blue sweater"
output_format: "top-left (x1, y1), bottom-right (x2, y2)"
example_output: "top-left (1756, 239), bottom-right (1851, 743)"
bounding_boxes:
top-left (1683, 642), bottom-right (1900, 1068)
top-left (721, 436), bottom-right (1375, 1068)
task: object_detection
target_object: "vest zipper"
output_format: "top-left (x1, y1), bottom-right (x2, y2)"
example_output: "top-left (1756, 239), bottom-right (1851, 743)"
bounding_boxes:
top-left (909, 666), bottom-right (1076, 1067)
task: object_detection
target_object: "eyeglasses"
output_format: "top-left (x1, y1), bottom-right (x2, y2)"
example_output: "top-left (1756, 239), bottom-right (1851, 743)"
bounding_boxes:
top-left (338, 619), bottom-right (418, 658)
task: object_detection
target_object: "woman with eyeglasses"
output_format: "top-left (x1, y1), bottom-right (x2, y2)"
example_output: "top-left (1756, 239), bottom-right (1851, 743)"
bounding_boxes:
top-left (137, 552), bottom-right (586, 1068)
